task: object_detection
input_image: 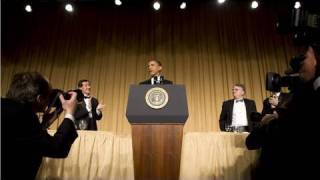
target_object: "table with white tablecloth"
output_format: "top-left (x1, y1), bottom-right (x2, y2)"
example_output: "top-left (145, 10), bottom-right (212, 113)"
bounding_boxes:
top-left (36, 131), bottom-right (259, 180)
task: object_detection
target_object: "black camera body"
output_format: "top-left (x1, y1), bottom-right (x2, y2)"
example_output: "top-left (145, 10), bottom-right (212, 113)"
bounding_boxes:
top-left (266, 53), bottom-right (306, 92)
top-left (265, 72), bottom-right (302, 92)
top-left (291, 7), bottom-right (320, 45)
top-left (41, 89), bottom-right (84, 129)
top-left (48, 88), bottom-right (84, 109)
top-left (63, 89), bottom-right (84, 102)
top-left (268, 2), bottom-right (320, 92)
top-left (277, 1), bottom-right (320, 45)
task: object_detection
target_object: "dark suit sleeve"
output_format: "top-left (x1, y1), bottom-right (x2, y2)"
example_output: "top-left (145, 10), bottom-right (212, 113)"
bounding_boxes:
top-left (247, 100), bottom-right (258, 132)
top-left (246, 99), bottom-right (273, 149)
top-left (139, 79), bottom-right (172, 84)
top-left (246, 118), bottom-right (281, 150)
top-left (247, 100), bottom-right (257, 120)
top-left (164, 80), bottom-right (173, 84)
top-left (92, 98), bottom-right (102, 121)
top-left (252, 100), bottom-right (257, 112)
top-left (219, 101), bottom-right (227, 131)
top-left (39, 118), bottom-right (78, 158)
top-left (261, 98), bottom-right (273, 116)
top-left (139, 80), bottom-right (150, 85)
top-left (246, 125), bottom-right (267, 150)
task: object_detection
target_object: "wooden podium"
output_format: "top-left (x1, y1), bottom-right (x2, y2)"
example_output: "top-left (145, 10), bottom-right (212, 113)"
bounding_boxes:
top-left (126, 85), bottom-right (188, 180)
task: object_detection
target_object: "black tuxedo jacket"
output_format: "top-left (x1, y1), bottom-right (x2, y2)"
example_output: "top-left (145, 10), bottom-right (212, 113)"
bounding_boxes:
top-left (219, 98), bottom-right (257, 132)
top-left (74, 97), bottom-right (102, 130)
top-left (1, 98), bottom-right (78, 180)
top-left (139, 78), bottom-right (173, 85)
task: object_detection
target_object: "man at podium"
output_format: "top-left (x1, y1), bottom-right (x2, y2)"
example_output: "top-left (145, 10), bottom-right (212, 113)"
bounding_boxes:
top-left (139, 59), bottom-right (173, 85)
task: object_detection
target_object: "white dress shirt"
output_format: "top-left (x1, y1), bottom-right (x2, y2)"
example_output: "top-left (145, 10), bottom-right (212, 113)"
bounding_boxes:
top-left (84, 97), bottom-right (93, 118)
top-left (231, 99), bottom-right (248, 127)
top-left (151, 76), bottom-right (161, 85)
top-left (84, 96), bottom-right (101, 118)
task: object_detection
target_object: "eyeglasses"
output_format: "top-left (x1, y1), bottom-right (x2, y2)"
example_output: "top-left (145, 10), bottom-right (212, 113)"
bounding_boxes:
top-left (232, 88), bottom-right (241, 91)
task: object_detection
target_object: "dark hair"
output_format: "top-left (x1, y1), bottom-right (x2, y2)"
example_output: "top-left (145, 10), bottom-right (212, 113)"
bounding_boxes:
top-left (234, 83), bottom-right (246, 92)
top-left (78, 79), bottom-right (90, 88)
top-left (6, 72), bottom-right (51, 104)
top-left (149, 59), bottom-right (162, 66)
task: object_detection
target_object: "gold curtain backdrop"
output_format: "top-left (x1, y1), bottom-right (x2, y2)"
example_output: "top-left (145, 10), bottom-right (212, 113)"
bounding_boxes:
top-left (2, 4), bottom-right (298, 134)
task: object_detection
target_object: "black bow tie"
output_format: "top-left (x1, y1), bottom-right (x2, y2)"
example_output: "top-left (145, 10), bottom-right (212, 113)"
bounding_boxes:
top-left (84, 96), bottom-right (91, 99)
top-left (236, 99), bottom-right (244, 103)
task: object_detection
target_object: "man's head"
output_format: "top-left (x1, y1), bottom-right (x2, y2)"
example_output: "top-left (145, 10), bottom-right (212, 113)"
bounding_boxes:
top-left (269, 93), bottom-right (279, 107)
top-left (147, 59), bottom-right (162, 77)
top-left (6, 72), bottom-right (52, 112)
top-left (232, 84), bottom-right (246, 99)
top-left (78, 79), bottom-right (91, 96)
top-left (299, 44), bottom-right (320, 82)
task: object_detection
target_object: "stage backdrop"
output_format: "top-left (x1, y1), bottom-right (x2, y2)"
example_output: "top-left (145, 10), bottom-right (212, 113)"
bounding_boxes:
top-left (2, 3), bottom-right (299, 134)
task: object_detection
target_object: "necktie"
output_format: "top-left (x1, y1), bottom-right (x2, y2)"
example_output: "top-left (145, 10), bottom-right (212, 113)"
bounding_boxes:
top-left (236, 99), bottom-right (244, 103)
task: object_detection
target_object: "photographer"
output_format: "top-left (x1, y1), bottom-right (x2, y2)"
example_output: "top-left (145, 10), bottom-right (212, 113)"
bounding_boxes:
top-left (261, 92), bottom-right (280, 117)
top-left (259, 92), bottom-right (291, 125)
top-left (246, 44), bottom-right (320, 179)
top-left (1, 72), bottom-right (78, 180)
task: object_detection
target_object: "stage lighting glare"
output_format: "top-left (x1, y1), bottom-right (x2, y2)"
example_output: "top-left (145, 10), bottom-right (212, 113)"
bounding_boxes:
top-left (153, 1), bottom-right (161, 11)
top-left (251, 1), bottom-right (259, 9)
top-left (115, 0), bottom-right (122, 6)
top-left (25, 5), bottom-right (32, 12)
top-left (180, 2), bottom-right (186, 9)
top-left (217, 0), bottom-right (226, 4)
top-left (294, 1), bottom-right (301, 9)
top-left (65, 4), bottom-right (73, 12)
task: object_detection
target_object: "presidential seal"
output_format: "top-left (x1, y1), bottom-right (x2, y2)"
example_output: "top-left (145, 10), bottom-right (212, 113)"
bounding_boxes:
top-left (145, 87), bottom-right (169, 109)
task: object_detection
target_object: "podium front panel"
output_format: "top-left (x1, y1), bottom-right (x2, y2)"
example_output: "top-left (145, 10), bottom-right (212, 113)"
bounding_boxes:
top-left (126, 85), bottom-right (188, 123)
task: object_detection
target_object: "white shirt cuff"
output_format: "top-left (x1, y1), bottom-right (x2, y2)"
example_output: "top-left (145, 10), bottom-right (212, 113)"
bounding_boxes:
top-left (65, 113), bottom-right (75, 122)
top-left (313, 76), bottom-right (320, 90)
top-left (96, 110), bottom-right (101, 115)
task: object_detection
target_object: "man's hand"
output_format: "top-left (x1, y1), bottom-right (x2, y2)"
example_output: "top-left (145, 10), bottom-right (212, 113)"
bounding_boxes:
top-left (59, 92), bottom-right (78, 115)
top-left (97, 103), bottom-right (105, 111)
top-left (261, 112), bottom-right (279, 126)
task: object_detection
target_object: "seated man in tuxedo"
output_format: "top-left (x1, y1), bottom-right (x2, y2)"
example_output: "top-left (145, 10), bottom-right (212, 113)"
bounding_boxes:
top-left (219, 84), bottom-right (257, 132)
top-left (74, 79), bottom-right (105, 130)
top-left (139, 59), bottom-right (173, 85)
